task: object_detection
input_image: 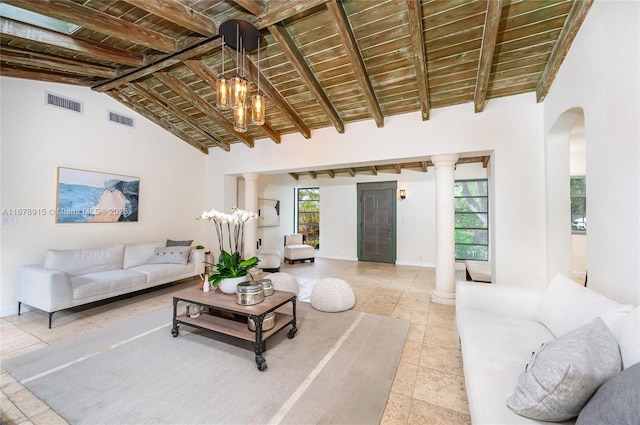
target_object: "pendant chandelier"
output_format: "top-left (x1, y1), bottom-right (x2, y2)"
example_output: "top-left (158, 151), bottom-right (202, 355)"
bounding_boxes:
top-left (217, 20), bottom-right (265, 133)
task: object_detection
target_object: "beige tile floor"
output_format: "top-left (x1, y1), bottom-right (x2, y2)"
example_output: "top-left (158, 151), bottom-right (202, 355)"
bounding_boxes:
top-left (0, 258), bottom-right (470, 425)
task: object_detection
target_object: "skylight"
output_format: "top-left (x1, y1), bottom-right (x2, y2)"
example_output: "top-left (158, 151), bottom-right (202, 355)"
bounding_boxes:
top-left (0, 3), bottom-right (80, 35)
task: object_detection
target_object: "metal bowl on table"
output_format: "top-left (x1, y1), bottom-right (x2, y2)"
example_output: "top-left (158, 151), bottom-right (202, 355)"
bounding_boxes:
top-left (236, 281), bottom-right (265, 305)
top-left (258, 278), bottom-right (274, 296)
top-left (248, 311), bottom-right (276, 331)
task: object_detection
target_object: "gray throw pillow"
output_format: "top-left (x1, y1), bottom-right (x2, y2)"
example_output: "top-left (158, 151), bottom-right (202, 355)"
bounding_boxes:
top-left (507, 318), bottom-right (621, 422)
top-left (166, 239), bottom-right (193, 247)
top-left (576, 363), bottom-right (640, 425)
top-left (148, 246), bottom-right (191, 265)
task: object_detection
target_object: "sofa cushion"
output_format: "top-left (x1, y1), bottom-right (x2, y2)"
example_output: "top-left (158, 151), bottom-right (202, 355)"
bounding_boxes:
top-left (45, 244), bottom-right (124, 277)
top-left (71, 269), bottom-right (146, 300)
top-left (610, 306), bottom-right (640, 369)
top-left (128, 263), bottom-right (194, 283)
top-left (148, 246), bottom-right (191, 265)
top-left (123, 241), bottom-right (164, 269)
top-left (576, 363), bottom-right (640, 425)
top-left (166, 239), bottom-right (193, 247)
top-left (507, 318), bottom-right (621, 422)
top-left (535, 273), bottom-right (634, 337)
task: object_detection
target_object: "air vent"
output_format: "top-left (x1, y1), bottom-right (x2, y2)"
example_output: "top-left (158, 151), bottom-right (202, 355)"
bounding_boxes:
top-left (45, 92), bottom-right (82, 113)
top-left (108, 111), bottom-right (135, 128)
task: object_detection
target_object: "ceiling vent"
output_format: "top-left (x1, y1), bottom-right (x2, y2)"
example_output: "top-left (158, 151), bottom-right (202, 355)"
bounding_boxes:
top-left (108, 111), bottom-right (135, 128)
top-left (45, 91), bottom-right (82, 113)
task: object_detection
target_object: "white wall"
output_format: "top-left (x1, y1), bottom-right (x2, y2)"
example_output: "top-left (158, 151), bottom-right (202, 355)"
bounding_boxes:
top-left (205, 93), bottom-right (546, 288)
top-left (0, 78), bottom-right (207, 316)
top-left (543, 0), bottom-right (640, 305)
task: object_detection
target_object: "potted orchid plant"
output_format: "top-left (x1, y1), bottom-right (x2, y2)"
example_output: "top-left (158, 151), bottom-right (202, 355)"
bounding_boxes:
top-left (197, 207), bottom-right (260, 292)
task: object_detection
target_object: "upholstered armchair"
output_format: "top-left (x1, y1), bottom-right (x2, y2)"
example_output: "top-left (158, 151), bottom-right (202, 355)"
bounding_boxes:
top-left (283, 234), bottom-right (315, 264)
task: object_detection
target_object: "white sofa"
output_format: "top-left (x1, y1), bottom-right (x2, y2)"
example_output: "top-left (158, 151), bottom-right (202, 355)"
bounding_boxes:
top-left (456, 274), bottom-right (639, 424)
top-left (16, 241), bottom-right (204, 328)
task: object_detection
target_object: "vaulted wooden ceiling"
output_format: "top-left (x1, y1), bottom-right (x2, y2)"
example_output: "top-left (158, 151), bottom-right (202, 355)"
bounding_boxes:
top-left (1, 0), bottom-right (592, 160)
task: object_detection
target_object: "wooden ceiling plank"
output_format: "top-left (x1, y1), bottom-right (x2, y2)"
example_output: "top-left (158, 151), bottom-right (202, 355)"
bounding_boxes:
top-left (326, 0), bottom-right (384, 128)
top-left (1, 18), bottom-right (144, 67)
top-left (92, 38), bottom-right (223, 92)
top-left (536, 0), bottom-right (594, 102)
top-left (404, 0), bottom-right (430, 121)
top-left (105, 90), bottom-right (210, 153)
top-left (0, 66), bottom-right (93, 86)
top-left (227, 46), bottom-right (312, 138)
top-left (3, 0), bottom-right (176, 53)
top-left (474, 0), bottom-right (504, 113)
top-left (232, 0), bottom-right (265, 17)
top-left (269, 24), bottom-right (344, 133)
top-left (0, 47), bottom-right (117, 79)
top-left (153, 72), bottom-right (247, 149)
top-left (130, 81), bottom-right (230, 150)
top-left (122, 0), bottom-right (217, 37)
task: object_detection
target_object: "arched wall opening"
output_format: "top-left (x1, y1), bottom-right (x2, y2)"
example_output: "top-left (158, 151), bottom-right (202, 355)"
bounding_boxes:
top-left (545, 107), bottom-right (586, 282)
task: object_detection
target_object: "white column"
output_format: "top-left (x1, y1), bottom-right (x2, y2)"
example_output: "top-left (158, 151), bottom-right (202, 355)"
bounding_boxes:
top-left (431, 153), bottom-right (459, 305)
top-left (243, 172), bottom-right (259, 259)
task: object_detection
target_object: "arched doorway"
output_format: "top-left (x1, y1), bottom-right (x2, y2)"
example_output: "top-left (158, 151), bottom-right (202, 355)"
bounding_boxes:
top-left (545, 107), bottom-right (586, 283)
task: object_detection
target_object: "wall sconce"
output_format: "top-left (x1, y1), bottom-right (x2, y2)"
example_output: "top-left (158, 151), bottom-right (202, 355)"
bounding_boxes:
top-left (399, 189), bottom-right (406, 200)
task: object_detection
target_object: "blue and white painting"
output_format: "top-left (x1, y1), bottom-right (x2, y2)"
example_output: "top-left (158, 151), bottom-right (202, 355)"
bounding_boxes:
top-left (56, 167), bottom-right (139, 223)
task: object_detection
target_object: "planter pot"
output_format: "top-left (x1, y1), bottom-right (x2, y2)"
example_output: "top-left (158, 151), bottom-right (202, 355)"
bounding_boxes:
top-left (217, 276), bottom-right (248, 294)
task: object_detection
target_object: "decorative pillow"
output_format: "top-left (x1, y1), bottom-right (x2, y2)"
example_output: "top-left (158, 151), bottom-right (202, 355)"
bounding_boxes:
top-left (506, 318), bottom-right (622, 422)
top-left (535, 273), bottom-right (634, 337)
top-left (166, 239), bottom-right (193, 247)
top-left (576, 363), bottom-right (640, 425)
top-left (610, 306), bottom-right (640, 369)
top-left (148, 246), bottom-right (191, 265)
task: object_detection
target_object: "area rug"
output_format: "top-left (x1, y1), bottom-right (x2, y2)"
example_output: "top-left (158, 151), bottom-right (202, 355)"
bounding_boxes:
top-left (3, 302), bottom-right (409, 425)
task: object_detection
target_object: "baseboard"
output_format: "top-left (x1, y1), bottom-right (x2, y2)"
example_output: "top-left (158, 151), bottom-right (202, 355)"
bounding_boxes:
top-left (0, 303), bottom-right (28, 318)
top-left (314, 254), bottom-right (358, 262)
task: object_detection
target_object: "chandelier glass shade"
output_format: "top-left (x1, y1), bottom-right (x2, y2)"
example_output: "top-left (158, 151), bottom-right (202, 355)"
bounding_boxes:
top-left (217, 20), bottom-right (264, 132)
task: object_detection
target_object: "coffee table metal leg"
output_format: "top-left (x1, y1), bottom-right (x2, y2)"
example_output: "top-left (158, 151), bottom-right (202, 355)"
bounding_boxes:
top-left (171, 297), bottom-right (179, 337)
top-left (287, 298), bottom-right (298, 339)
top-left (251, 314), bottom-right (267, 371)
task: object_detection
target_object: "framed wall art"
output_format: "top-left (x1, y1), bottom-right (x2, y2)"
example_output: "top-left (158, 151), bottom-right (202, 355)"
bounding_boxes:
top-left (257, 199), bottom-right (280, 227)
top-left (56, 167), bottom-right (139, 223)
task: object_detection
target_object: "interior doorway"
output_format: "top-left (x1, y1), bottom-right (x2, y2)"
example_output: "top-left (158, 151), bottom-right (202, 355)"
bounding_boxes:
top-left (357, 181), bottom-right (397, 264)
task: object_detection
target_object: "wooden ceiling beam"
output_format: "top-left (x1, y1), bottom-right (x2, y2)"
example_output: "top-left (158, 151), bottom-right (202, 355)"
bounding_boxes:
top-left (228, 46), bottom-right (312, 139)
top-left (405, 0), bottom-right (431, 121)
top-left (257, 0), bottom-right (329, 28)
top-left (0, 47), bottom-right (117, 79)
top-left (327, 169), bottom-right (335, 178)
top-left (3, 0), bottom-right (176, 53)
top-left (308, 171), bottom-right (317, 179)
top-left (154, 72), bottom-right (253, 149)
top-left (106, 90), bottom-right (209, 154)
top-left (130, 81), bottom-right (230, 151)
top-left (1, 18), bottom-right (144, 67)
top-left (474, 0), bottom-right (503, 113)
top-left (0, 66), bottom-right (93, 86)
top-left (269, 25), bottom-right (344, 134)
top-left (289, 173), bottom-right (299, 180)
top-left (394, 164), bottom-right (402, 174)
top-left (122, 0), bottom-right (217, 37)
top-left (421, 161), bottom-right (429, 172)
top-left (482, 156), bottom-right (490, 168)
top-left (232, 0), bottom-right (265, 17)
top-left (536, 0), bottom-right (594, 102)
top-left (348, 168), bottom-right (356, 177)
top-left (181, 60), bottom-right (281, 144)
top-left (92, 38), bottom-right (223, 92)
top-left (327, 0), bottom-right (384, 128)
top-left (370, 166), bottom-right (378, 176)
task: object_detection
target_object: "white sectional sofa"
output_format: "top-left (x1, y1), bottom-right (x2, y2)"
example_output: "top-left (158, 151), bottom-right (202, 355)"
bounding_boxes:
top-left (16, 241), bottom-right (204, 328)
top-left (456, 274), bottom-right (639, 424)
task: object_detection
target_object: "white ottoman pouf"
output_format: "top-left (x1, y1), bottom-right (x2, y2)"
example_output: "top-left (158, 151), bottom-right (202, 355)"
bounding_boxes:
top-left (268, 272), bottom-right (299, 295)
top-left (310, 278), bottom-right (355, 312)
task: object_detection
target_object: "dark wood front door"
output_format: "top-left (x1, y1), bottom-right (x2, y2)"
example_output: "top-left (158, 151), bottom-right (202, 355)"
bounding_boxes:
top-left (357, 182), bottom-right (397, 264)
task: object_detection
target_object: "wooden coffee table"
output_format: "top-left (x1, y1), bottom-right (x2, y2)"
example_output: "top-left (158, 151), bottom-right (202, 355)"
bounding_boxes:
top-left (171, 286), bottom-right (297, 371)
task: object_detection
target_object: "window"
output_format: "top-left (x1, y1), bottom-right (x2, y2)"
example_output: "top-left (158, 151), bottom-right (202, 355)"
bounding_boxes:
top-left (295, 188), bottom-right (319, 249)
top-left (455, 179), bottom-right (489, 261)
top-left (571, 176), bottom-right (587, 232)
